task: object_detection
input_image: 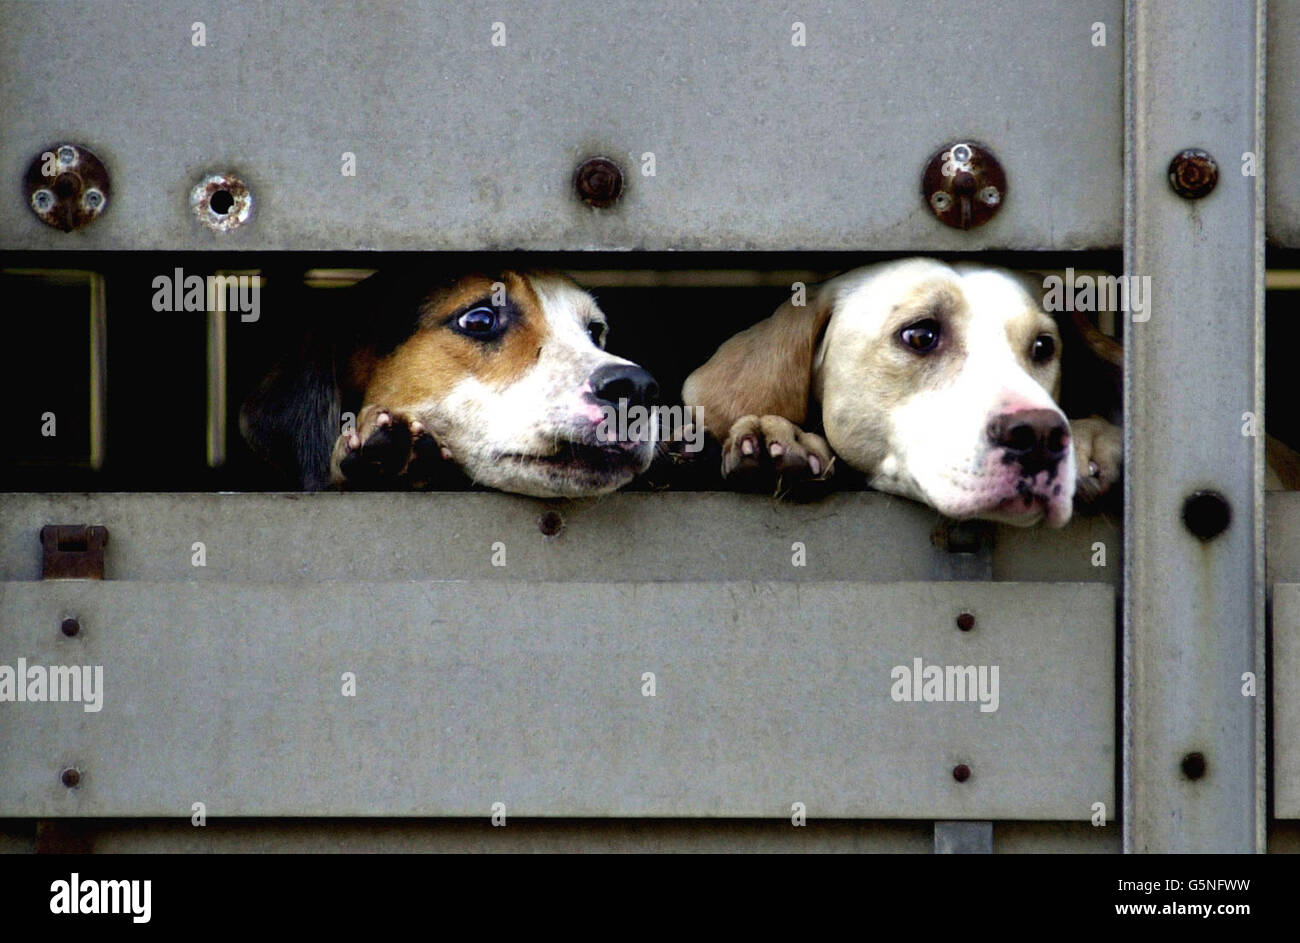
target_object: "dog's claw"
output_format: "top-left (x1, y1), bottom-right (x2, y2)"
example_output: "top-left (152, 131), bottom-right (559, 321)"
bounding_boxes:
top-left (721, 414), bottom-right (834, 492)
top-left (330, 404), bottom-right (447, 489)
top-left (1071, 416), bottom-right (1123, 504)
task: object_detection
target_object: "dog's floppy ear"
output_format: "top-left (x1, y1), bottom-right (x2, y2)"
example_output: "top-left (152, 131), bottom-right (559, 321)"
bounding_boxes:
top-left (681, 288), bottom-right (834, 437)
top-left (239, 332), bottom-right (341, 491)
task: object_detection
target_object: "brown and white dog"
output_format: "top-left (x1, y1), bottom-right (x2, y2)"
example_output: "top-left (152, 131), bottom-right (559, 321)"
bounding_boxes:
top-left (682, 258), bottom-right (1123, 526)
top-left (241, 270), bottom-right (659, 496)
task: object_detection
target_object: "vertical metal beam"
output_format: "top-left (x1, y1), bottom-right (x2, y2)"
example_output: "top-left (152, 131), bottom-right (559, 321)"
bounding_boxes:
top-left (931, 521), bottom-right (994, 852)
top-left (88, 272), bottom-right (107, 471)
top-left (1123, 0), bottom-right (1266, 852)
top-left (206, 307), bottom-right (227, 468)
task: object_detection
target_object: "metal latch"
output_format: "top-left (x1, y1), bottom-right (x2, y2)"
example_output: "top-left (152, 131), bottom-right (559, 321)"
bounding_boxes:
top-left (40, 524), bottom-right (109, 580)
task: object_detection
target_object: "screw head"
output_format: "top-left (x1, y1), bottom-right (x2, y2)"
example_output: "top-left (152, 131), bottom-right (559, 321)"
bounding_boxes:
top-left (1168, 149), bottom-right (1218, 199)
top-left (1182, 490), bottom-right (1231, 541)
top-left (61, 617), bottom-right (80, 637)
top-left (922, 141), bottom-right (1006, 230)
top-left (25, 143), bottom-right (111, 231)
top-left (60, 767), bottom-right (81, 788)
top-left (952, 763), bottom-right (972, 783)
top-left (956, 612), bottom-right (975, 632)
top-left (1181, 751), bottom-right (1207, 780)
top-left (574, 157), bottom-right (624, 208)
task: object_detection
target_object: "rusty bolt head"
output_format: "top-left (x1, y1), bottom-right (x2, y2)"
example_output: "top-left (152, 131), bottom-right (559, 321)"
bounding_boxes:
top-left (923, 141), bottom-right (1005, 230)
top-left (956, 612), bottom-right (975, 632)
top-left (60, 767), bottom-right (81, 788)
top-left (574, 157), bottom-right (624, 208)
top-left (61, 617), bottom-right (80, 637)
top-left (25, 143), bottom-right (111, 231)
top-left (1168, 149), bottom-right (1218, 199)
top-left (191, 172), bottom-right (253, 232)
top-left (952, 763), bottom-right (972, 783)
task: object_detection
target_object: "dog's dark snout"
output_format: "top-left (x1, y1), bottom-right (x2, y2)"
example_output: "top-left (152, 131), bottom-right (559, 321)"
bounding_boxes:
top-left (987, 408), bottom-right (1069, 475)
top-left (590, 363), bottom-right (659, 409)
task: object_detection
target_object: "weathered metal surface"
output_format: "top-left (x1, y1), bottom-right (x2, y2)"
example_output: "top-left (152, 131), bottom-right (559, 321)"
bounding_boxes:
top-left (0, 580), bottom-right (1114, 818)
top-left (1267, 0), bottom-right (1300, 245)
top-left (1273, 583), bottom-right (1300, 818)
top-left (0, 492), bottom-right (1120, 584)
top-left (1123, 0), bottom-right (1265, 852)
top-left (0, 0), bottom-right (1123, 251)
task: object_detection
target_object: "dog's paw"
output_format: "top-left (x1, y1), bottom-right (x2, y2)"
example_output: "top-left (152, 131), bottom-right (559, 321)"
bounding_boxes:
top-left (1071, 416), bottom-right (1122, 503)
top-left (721, 415), bottom-right (834, 491)
top-left (331, 405), bottom-right (450, 489)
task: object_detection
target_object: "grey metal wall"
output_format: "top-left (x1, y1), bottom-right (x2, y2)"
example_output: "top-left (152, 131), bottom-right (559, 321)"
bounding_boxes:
top-left (0, 0), bottom-right (1293, 853)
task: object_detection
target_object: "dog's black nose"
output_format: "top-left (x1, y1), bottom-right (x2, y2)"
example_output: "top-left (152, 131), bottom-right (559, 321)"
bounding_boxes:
top-left (590, 363), bottom-right (660, 409)
top-left (987, 408), bottom-right (1069, 476)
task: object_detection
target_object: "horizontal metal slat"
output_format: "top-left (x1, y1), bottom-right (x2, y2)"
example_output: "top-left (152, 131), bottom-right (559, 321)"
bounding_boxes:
top-left (0, 580), bottom-right (1114, 818)
top-left (0, 0), bottom-right (1123, 251)
top-left (0, 492), bottom-right (1120, 584)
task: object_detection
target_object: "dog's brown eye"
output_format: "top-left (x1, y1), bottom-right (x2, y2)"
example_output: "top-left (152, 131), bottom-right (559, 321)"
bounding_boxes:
top-left (1031, 334), bottom-right (1056, 363)
top-left (900, 319), bottom-right (941, 353)
top-left (454, 306), bottom-right (503, 339)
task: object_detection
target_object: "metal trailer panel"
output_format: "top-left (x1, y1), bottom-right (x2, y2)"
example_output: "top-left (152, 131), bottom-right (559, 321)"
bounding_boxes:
top-left (1274, 584), bottom-right (1300, 817)
top-left (1267, 0), bottom-right (1300, 245)
top-left (0, 0), bottom-right (1123, 251)
top-left (0, 492), bottom-right (1120, 585)
top-left (1123, 0), bottom-right (1266, 852)
top-left (0, 580), bottom-right (1115, 819)
top-left (1267, 493), bottom-right (1300, 585)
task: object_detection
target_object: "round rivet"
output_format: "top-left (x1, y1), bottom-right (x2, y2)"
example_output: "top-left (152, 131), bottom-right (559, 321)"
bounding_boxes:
top-left (574, 157), bottom-right (624, 208)
top-left (1182, 490), bottom-right (1231, 541)
top-left (1181, 752), bottom-right (1207, 780)
top-left (25, 143), bottom-right (111, 231)
top-left (1168, 149), bottom-right (1218, 199)
top-left (539, 510), bottom-right (565, 537)
top-left (952, 764), bottom-right (972, 783)
top-left (956, 612), bottom-right (975, 632)
top-left (922, 141), bottom-right (1006, 230)
top-left (191, 172), bottom-right (253, 232)
top-left (61, 617), bottom-right (80, 638)
top-left (60, 767), bottom-right (81, 788)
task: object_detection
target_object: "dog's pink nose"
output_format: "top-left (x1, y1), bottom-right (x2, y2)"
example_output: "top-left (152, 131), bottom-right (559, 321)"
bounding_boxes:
top-left (987, 408), bottom-right (1069, 476)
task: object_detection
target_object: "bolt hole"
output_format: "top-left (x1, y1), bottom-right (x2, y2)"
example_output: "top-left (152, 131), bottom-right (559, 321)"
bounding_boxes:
top-left (60, 767), bottom-right (81, 788)
top-left (538, 510), bottom-right (565, 537)
top-left (210, 189), bottom-right (235, 215)
top-left (956, 612), bottom-right (975, 632)
top-left (61, 618), bottom-right (80, 638)
top-left (1181, 752), bottom-right (1207, 780)
top-left (1182, 490), bottom-right (1231, 541)
top-left (952, 764), bottom-right (972, 783)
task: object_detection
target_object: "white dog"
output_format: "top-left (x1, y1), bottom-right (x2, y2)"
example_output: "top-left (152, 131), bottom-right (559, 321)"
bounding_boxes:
top-left (682, 258), bottom-right (1122, 526)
